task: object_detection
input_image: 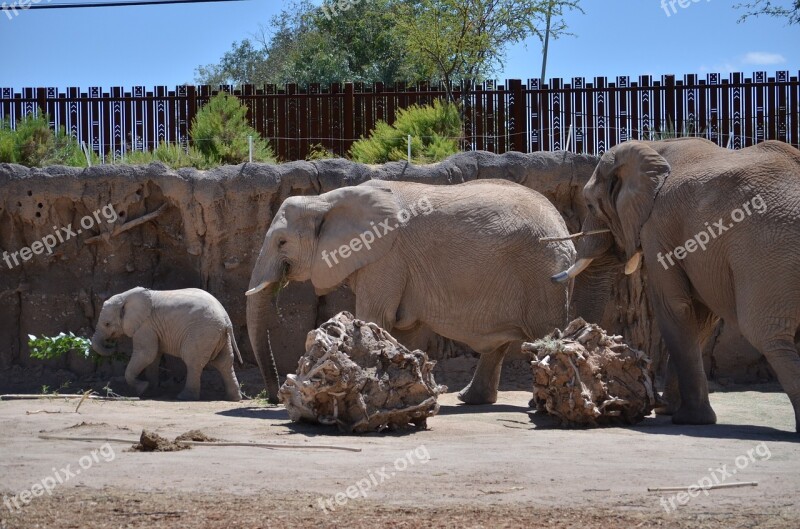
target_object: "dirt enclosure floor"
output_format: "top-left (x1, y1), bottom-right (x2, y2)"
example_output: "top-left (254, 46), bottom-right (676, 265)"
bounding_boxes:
top-left (1, 379), bottom-right (798, 528)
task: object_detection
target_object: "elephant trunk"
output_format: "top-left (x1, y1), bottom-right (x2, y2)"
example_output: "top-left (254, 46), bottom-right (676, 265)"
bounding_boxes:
top-left (246, 289), bottom-right (281, 404)
top-left (246, 249), bottom-right (285, 297)
top-left (91, 333), bottom-right (114, 357)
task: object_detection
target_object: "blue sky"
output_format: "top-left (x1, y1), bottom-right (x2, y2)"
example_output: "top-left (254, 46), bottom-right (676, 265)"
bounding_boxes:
top-left (0, 0), bottom-right (798, 88)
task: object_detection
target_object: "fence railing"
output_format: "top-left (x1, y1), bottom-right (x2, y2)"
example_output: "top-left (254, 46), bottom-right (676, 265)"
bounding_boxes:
top-left (1, 72), bottom-right (798, 162)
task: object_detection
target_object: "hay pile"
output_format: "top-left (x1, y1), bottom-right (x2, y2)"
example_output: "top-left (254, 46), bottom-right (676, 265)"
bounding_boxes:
top-left (523, 318), bottom-right (656, 427)
top-left (279, 312), bottom-right (447, 433)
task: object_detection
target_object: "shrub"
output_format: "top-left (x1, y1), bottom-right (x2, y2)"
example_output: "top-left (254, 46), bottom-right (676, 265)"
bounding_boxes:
top-left (0, 111), bottom-right (88, 167)
top-left (28, 332), bottom-right (92, 361)
top-left (349, 100), bottom-right (461, 164)
top-left (190, 92), bottom-right (276, 165)
top-left (109, 142), bottom-right (211, 169)
top-left (305, 142), bottom-right (337, 161)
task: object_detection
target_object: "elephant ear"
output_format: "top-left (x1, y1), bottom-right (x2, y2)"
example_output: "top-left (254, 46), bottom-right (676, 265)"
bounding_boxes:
top-left (611, 142), bottom-right (670, 260)
top-left (121, 288), bottom-right (153, 336)
top-left (311, 183), bottom-right (400, 292)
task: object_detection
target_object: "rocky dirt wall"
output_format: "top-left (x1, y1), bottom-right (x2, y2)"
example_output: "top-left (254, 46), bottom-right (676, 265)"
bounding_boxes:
top-left (0, 151), bottom-right (766, 387)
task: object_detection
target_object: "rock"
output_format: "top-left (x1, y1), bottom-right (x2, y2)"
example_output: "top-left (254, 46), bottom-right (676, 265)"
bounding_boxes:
top-left (279, 312), bottom-right (446, 433)
top-left (523, 318), bottom-right (656, 427)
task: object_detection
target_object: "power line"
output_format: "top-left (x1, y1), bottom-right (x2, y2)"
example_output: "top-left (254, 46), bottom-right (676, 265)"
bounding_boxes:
top-left (23, 0), bottom-right (251, 10)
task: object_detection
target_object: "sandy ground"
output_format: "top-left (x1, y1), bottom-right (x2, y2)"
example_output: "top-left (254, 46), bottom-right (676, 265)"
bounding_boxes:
top-left (0, 381), bottom-right (798, 528)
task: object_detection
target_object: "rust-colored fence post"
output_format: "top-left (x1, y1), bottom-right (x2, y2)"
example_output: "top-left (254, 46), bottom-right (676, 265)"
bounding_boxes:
top-left (344, 82), bottom-right (354, 154)
top-left (36, 87), bottom-right (47, 117)
top-left (664, 74), bottom-right (676, 132)
top-left (186, 85), bottom-right (197, 132)
top-left (509, 79), bottom-right (528, 152)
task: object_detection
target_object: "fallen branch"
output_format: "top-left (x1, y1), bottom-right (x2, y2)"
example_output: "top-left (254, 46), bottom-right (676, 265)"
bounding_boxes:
top-left (85, 203), bottom-right (168, 245)
top-left (1, 394), bottom-right (138, 401)
top-left (38, 434), bottom-right (362, 452)
top-left (647, 482), bottom-right (758, 493)
top-left (26, 410), bottom-right (63, 414)
top-left (539, 228), bottom-right (611, 243)
top-left (114, 511), bottom-right (187, 517)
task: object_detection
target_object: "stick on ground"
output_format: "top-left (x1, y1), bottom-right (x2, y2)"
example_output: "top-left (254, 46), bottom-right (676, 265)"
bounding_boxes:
top-left (647, 482), bottom-right (758, 492)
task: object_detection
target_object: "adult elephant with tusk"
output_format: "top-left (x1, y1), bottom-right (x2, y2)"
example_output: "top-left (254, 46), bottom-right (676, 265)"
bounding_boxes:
top-left (246, 179), bottom-right (576, 405)
top-left (553, 137), bottom-right (800, 432)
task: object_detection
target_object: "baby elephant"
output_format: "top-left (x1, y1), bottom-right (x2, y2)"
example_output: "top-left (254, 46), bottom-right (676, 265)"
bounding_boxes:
top-left (92, 287), bottom-right (243, 401)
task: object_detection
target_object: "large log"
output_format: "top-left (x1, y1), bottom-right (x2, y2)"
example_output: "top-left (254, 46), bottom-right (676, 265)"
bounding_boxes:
top-left (524, 318), bottom-right (657, 427)
top-left (279, 312), bottom-right (446, 433)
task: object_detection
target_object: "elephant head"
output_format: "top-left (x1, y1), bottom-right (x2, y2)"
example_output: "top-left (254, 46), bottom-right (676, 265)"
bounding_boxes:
top-left (92, 287), bottom-right (152, 356)
top-left (553, 141), bottom-right (670, 282)
top-left (245, 183), bottom-right (401, 401)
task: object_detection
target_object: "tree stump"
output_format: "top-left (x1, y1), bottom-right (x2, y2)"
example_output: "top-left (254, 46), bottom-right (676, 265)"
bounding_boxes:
top-left (279, 312), bottom-right (447, 433)
top-left (523, 318), bottom-right (656, 427)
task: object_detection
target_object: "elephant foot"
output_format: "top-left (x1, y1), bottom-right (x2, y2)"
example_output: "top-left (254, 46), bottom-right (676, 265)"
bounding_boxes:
top-left (672, 403), bottom-right (717, 425)
top-left (654, 394), bottom-right (677, 416)
top-left (457, 384), bottom-right (497, 405)
top-left (225, 391), bottom-right (242, 402)
top-left (177, 389), bottom-right (200, 401)
top-left (129, 380), bottom-right (148, 396)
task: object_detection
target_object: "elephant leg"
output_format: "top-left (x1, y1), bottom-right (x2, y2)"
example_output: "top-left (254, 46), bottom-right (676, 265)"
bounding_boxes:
top-left (762, 340), bottom-right (800, 433)
top-left (211, 346), bottom-right (242, 402)
top-left (458, 344), bottom-right (509, 405)
top-left (655, 357), bottom-right (680, 415)
top-left (125, 331), bottom-right (159, 396)
top-left (144, 353), bottom-right (162, 393)
top-left (650, 287), bottom-right (716, 425)
top-left (177, 350), bottom-right (203, 401)
top-left (740, 320), bottom-right (800, 433)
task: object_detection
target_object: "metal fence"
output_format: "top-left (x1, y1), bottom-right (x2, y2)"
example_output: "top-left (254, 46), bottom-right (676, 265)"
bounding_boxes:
top-left (1, 71), bottom-right (798, 162)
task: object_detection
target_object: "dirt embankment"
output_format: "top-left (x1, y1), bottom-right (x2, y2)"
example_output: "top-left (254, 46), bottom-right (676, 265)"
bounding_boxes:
top-left (0, 151), bottom-right (766, 390)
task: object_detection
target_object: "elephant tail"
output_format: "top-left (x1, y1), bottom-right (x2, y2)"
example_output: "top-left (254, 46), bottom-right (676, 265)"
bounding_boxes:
top-left (229, 327), bottom-right (244, 365)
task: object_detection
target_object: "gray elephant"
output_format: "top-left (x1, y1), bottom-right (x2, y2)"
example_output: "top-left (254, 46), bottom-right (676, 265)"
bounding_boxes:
top-left (92, 287), bottom-right (243, 401)
top-left (554, 138), bottom-right (800, 432)
top-left (246, 179), bottom-right (575, 405)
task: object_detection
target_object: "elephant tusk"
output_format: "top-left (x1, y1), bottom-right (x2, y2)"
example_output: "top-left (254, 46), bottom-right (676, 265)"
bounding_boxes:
top-left (245, 282), bottom-right (270, 297)
top-left (624, 252), bottom-right (642, 275)
top-left (551, 258), bottom-right (594, 283)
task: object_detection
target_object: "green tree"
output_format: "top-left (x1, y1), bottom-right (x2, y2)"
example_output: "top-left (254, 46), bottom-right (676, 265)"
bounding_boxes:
top-left (195, 40), bottom-right (270, 86)
top-left (195, 0), bottom-right (427, 86)
top-left (190, 92), bottom-right (275, 164)
top-left (394, 0), bottom-right (582, 101)
top-left (735, 0), bottom-right (800, 24)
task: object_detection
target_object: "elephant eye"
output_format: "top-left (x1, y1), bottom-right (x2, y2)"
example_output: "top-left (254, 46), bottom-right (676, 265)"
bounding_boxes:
top-left (277, 238), bottom-right (287, 248)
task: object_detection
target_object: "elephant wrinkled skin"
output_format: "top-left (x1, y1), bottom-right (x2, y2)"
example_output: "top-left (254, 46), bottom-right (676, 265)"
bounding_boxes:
top-left (555, 138), bottom-right (800, 432)
top-left (92, 287), bottom-right (243, 401)
top-left (247, 179), bottom-right (576, 405)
